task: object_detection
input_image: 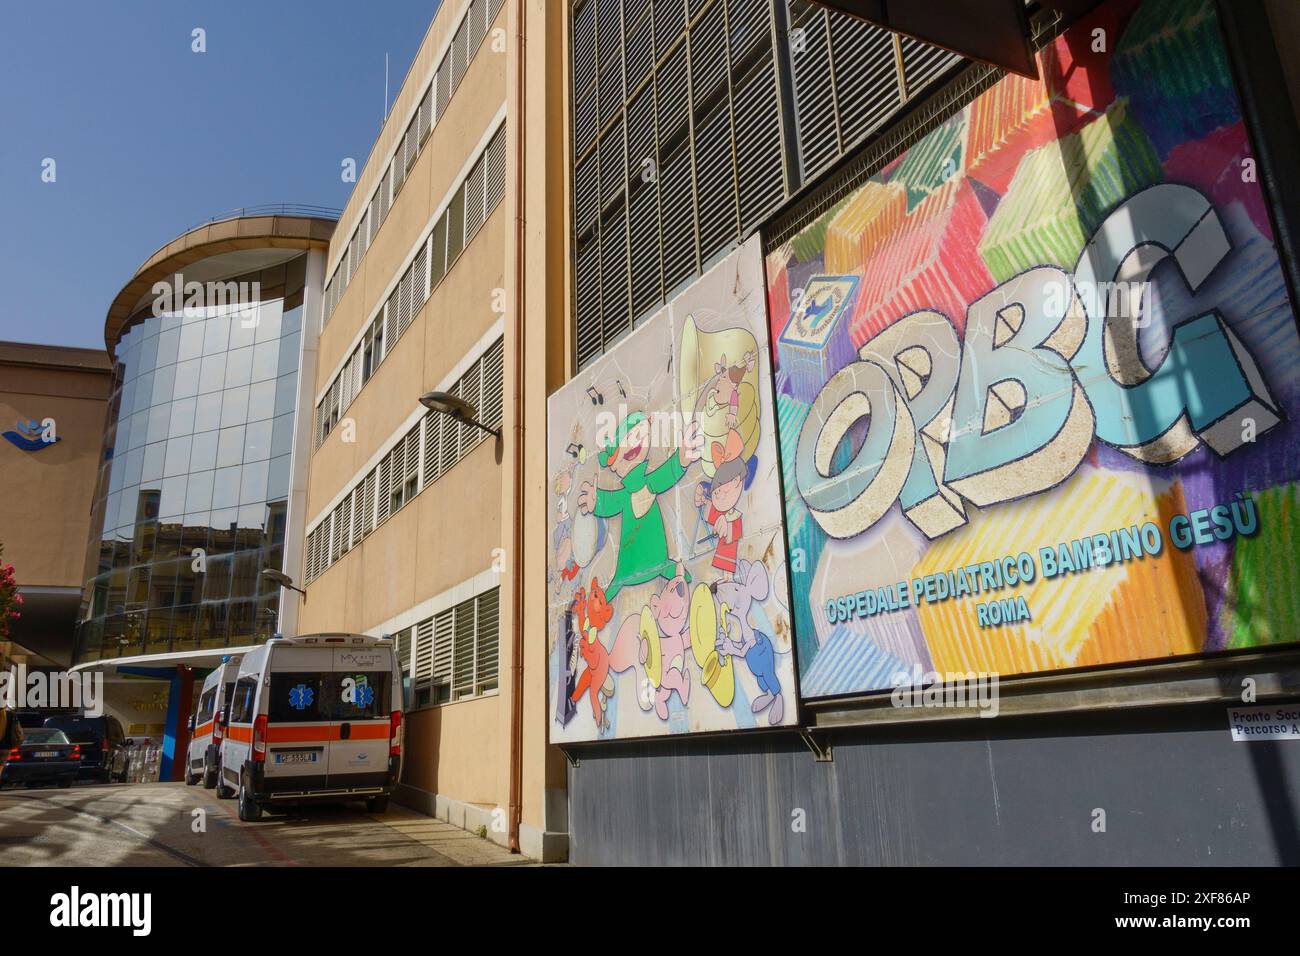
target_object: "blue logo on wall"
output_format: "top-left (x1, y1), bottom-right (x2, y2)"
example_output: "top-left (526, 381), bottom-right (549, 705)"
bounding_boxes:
top-left (2, 419), bottom-right (59, 452)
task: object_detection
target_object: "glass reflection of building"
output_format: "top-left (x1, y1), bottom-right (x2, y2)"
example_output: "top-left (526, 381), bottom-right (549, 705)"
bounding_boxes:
top-left (75, 255), bottom-right (308, 663)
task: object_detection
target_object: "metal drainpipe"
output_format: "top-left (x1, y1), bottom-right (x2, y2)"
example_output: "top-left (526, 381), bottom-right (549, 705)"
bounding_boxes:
top-left (507, 0), bottom-right (528, 855)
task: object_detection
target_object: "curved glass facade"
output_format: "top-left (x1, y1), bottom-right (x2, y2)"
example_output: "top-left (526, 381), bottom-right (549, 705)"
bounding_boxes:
top-left (75, 255), bottom-right (308, 663)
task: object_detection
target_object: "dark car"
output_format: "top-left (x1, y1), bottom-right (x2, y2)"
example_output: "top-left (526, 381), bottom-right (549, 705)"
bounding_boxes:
top-left (1, 727), bottom-right (81, 788)
top-left (42, 715), bottom-right (130, 783)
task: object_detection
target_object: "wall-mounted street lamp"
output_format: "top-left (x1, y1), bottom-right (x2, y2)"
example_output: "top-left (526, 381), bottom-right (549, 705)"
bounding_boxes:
top-left (262, 569), bottom-right (307, 603)
top-left (419, 391), bottom-right (501, 440)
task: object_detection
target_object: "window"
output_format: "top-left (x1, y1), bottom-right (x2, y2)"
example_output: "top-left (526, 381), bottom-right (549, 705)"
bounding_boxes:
top-left (229, 676), bottom-right (257, 724)
top-left (306, 339), bottom-right (503, 580)
top-left (569, 0), bottom-right (961, 367)
top-left (321, 0), bottom-right (505, 328)
top-left (268, 672), bottom-right (328, 724)
top-left (403, 586), bottom-right (499, 707)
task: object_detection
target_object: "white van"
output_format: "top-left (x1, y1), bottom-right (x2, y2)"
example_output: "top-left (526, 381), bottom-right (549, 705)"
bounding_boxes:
top-left (184, 655), bottom-right (241, 789)
top-left (218, 633), bottom-right (403, 822)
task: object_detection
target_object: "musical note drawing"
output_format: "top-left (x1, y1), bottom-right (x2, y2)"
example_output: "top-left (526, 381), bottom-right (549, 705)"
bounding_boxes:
top-left (586, 386), bottom-right (604, 405)
top-left (566, 442), bottom-right (583, 459)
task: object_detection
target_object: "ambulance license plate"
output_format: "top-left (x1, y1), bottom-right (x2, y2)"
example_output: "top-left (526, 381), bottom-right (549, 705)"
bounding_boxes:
top-left (275, 751), bottom-right (318, 765)
top-left (34, 751), bottom-right (58, 758)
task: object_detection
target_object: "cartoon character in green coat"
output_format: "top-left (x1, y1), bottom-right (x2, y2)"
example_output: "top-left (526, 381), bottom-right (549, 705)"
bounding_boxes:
top-left (577, 411), bottom-right (702, 598)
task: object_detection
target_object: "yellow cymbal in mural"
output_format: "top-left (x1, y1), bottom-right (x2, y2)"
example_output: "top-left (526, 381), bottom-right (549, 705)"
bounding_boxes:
top-left (679, 314), bottom-right (761, 478)
top-left (640, 606), bottom-right (661, 688)
top-left (688, 583), bottom-right (735, 707)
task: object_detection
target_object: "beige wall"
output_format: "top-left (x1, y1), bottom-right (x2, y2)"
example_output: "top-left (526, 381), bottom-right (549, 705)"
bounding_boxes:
top-left (0, 350), bottom-right (110, 588)
top-left (298, 0), bottom-right (534, 847)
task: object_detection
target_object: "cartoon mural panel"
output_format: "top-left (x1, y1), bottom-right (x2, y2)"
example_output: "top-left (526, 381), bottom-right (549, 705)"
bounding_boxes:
top-left (548, 237), bottom-right (797, 741)
top-left (766, 0), bottom-right (1300, 699)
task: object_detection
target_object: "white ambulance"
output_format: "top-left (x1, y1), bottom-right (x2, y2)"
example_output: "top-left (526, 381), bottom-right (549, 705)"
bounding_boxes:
top-left (184, 655), bottom-right (241, 789)
top-left (218, 633), bottom-right (404, 822)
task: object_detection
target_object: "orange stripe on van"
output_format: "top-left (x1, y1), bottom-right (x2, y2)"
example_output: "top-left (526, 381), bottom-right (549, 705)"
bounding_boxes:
top-left (193, 721), bottom-right (213, 739)
top-left (223, 722), bottom-right (389, 744)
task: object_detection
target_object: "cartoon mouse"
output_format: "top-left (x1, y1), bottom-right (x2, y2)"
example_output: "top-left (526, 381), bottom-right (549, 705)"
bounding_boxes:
top-left (714, 559), bottom-right (784, 725)
top-left (694, 429), bottom-right (746, 580)
top-left (645, 562), bottom-right (691, 720)
top-left (708, 351), bottom-right (756, 429)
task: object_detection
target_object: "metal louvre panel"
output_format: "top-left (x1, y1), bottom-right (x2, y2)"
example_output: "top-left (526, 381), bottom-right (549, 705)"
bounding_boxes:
top-left (598, 117), bottom-right (629, 346)
top-left (439, 393), bottom-right (459, 474)
top-left (353, 351), bottom-right (363, 405)
top-left (447, 188), bottom-right (466, 264)
top-left (828, 14), bottom-right (898, 150)
top-left (423, 411), bottom-right (441, 484)
top-left (575, 155), bottom-right (599, 235)
top-left (688, 2), bottom-right (727, 103)
top-left (369, 192), bottom-right (381, 239)
top-left (414, 618), bottom-right (434, 683)
top-left (406, 427), bottom-right (421, 483)
top-left (575, 237), bottom-right (602, 368)
top-left (322, 279), bottom-right (333, 325)
top-left (657, 137), bottom-right (696, 297)
top-left (486, 128), bottom-right (507, 214)
top-left (433, 608), bottom-right (454, 690)
top-left (599, 198), bottom-right (629, 352)
top-left (413, 242), bottom-right (429, 311)
top-left (429, 215), bottom-right (448, 289)
top-left (727, 0), bottom-right (771, 62)
top-left (625, 83), bottom-right (660, 319)
top-left (379, 169), bottom-right (391, 222)
top-left (451, 22), bottom-right (468, 91)
top-left (362, 469), bottom-right (376, 535)
top-left (475, 588), bottom-right (500, 693)
top-left (383, 301), bottom-right (398, 361)
top-left (452, 596), bottom-right (477, 700)
top-left (654, 0), bottom-right (687, 57)
top-left (392, 148), bottom-right (405, 198)
top-left (418, 86), bottom-right (433, 144)
top-left (339, 496), bottom-right (352, 554)
top-left (468, 0), bottom-right (487, 56)
top-left (480, 339), bottom-right (505, 430)
top-left (732, 51), bottom-right (784, 232)
top-left (575, 89), bottom-right (599, 158)
top-left (786, 1), bottom-right (838, 181)
top-left (358, 209), bottom-right (370, 256)
top-left (304, 530), bottom-right (314, 582)
top-left (459, 360), bottom-right (482, 457)
top-left (375, 457), bottom-right (390, 524)
top-left (488, 0), bottom-right (504, 18)
top-left (656, 43), bottom-right (689, 144)
top-left (404, 119), bottom-right (419, 174)
top-left (464, 156), bottom-right (487, 241)
top-left (436, 61), bottom-right (451, 121)
top-left (624, 4), bottom-right (654, 93)
top-left (693, 98), bottom-right (737, 264)
top-left (627, 175), bottom-right (661, 320)
top-left (574, 1), bottom-right (598, 156)
top-left (596, 0), bottom-right (625, 126)
top-left (351, 486), bottom-right (364, 548)
top-left (900, 35), bottom-right (959, 100)
top-left (398, 267), bottom-right (414, 336)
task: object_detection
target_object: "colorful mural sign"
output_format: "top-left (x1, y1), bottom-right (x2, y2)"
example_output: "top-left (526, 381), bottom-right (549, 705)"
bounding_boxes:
top-left (547, 237), bottom-right (797, 742)
top-left (765, 0), bottom-right (1300, 698)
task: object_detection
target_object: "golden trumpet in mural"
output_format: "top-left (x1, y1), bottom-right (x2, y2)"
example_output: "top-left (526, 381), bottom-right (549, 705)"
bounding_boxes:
top-left (688, 582), bottom-right (735, 707)
top-left (679, 314), bottom-right (761, 479)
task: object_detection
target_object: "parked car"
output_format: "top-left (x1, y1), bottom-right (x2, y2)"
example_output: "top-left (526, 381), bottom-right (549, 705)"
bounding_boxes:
top-left (1, 727), bottom-right (81, 788)
top-left (42, 714), bottom-right (130, 784)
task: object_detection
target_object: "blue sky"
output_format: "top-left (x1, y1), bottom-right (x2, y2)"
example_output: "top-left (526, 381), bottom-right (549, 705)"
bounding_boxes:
top-left (0, 0), bottom-right (440, 349)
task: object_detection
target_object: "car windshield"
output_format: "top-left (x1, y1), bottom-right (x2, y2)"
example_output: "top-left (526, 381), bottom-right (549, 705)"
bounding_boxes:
top-left (42, 718), bottom-right (104, 743)
top-left (23, 728), bottom-right (70, 745)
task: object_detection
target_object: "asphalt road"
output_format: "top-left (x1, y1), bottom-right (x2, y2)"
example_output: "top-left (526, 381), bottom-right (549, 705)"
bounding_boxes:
top-left (0, 780), bottom-right (526, 867)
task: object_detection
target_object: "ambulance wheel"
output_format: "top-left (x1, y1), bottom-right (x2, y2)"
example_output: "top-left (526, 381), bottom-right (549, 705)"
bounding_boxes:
top-left (215, 765), bottom-right (235, 800)
top-left (184, 768), bottom-right (199, 786)
top-left (237, 772), bottom-right (262, 822)
top-left (202, 763), bottom-right (217, 790)
top-left (366, 795), bottom-right (390, 814)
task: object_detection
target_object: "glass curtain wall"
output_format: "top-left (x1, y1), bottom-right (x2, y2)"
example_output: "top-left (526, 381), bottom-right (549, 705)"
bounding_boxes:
top-left (74, 255), bottom-right (307, 663)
